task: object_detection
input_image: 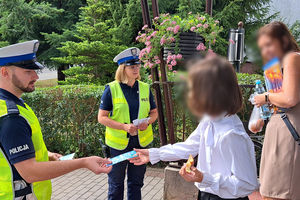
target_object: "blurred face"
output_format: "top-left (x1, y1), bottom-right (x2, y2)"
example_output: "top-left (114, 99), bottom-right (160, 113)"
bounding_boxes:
top-left (257, 34), bottom-right (285, 62)
top-left (187, 77), bottom-right (204, 119)
top-left (124, 64), bottom-right (141, 80)
top-left (10, 67), bottom-right (39, 93)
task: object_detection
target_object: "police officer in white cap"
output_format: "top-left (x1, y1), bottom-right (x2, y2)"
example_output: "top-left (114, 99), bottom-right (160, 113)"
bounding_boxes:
top-left (0, 40), bottom-right (112, 200)
top-left (98, 47), bottom-right (158, 200)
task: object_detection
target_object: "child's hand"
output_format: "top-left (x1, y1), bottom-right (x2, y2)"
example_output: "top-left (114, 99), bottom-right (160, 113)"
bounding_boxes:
top-left (179, 164), bottom-right (203, 183)
top-left (128, 148), bottom-right (150, 165)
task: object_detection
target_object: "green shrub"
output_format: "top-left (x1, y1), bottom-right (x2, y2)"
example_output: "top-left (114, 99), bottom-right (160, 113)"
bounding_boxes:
top-left (58, 66), bottom-right (96, 85)
top-left (22, 85), bottom-right (161, 157)
top-left (237, 73), bottom-right (264, 85)
top-left (22, 73), bottom-right (263, 157)
top-left (23, 85), bottom-right (106, 157)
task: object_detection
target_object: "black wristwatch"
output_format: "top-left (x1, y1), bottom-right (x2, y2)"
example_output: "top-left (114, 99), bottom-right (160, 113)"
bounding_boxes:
top-left (265, 92), bottom-right (270, 104)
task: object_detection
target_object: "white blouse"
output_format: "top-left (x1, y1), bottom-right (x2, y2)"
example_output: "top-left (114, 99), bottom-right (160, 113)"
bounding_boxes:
top-left (149, 114), bottom-right (259, 198)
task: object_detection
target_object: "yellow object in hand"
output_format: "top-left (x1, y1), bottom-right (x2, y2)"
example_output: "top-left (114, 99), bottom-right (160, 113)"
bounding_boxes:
top-left (185, 155), bottom-right (194, 173)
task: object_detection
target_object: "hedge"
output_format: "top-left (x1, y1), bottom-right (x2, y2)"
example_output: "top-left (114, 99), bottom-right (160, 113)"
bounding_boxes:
top-left (22, 73), bottom-right (263, 157)
top-left (23, 85), bottom-right (106, 157)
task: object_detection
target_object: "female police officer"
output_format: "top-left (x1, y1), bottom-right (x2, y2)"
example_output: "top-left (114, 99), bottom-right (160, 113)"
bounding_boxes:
top-left (98, 47), bottom-right (158, 200)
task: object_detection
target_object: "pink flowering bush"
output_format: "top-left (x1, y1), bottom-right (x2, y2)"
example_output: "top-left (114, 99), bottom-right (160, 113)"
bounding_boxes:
top-left (136, 13), bottom-right (222, 71)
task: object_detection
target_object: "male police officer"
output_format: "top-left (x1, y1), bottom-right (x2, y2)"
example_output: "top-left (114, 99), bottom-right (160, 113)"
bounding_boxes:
top-left (0, 40), bottom-right (112, 200)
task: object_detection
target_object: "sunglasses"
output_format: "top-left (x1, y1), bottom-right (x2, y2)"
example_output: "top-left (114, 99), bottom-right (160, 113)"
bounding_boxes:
top-left (126, 65), bottom-right (141, 70)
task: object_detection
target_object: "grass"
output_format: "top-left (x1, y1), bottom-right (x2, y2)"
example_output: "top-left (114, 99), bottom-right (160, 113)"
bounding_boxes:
top-left (35, 78), bottom-right (58, 88)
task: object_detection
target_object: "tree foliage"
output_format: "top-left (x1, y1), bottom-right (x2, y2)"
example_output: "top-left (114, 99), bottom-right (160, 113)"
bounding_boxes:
top-left (214, 0), bottom-right (276, 55)
top-left (52, 0), bottom-right (127, 85)
top-left (33, 0), bottom-right (86, 27)
top-left (0, 0), bottom-right (62, 43)
top-left (0, 0), bottom-right (86, 70)
top-left (0, 0), bottom-right (276, 84)
top-left (177, 0), bottom-right (204, 17)
top-left (290, 20), bottom-right (300, 46)
top-left (0, 0), bottom-right (63, 60)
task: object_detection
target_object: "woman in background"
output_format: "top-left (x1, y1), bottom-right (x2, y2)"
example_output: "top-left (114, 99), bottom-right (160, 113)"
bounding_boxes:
top-left (98, 47), bottom-right (158, 200)
top-left (254, 21), bottom-right (300, 200)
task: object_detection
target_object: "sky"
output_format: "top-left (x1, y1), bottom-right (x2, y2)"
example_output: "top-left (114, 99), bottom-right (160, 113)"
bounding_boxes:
top-left (269, 0), bottom-right (300, 25)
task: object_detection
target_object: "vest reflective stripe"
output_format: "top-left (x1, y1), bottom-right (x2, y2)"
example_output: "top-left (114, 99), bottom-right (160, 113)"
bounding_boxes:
top-left (137, 81), bottom-right (154, 147)
top-left (0, 99), bottom-right (52, 200)
top-left (0, 99), bottom-right (7, 117)
top-left (0, 147), bottom-right (14, 200)
top-left (105, 81), bottom-right (153, 150)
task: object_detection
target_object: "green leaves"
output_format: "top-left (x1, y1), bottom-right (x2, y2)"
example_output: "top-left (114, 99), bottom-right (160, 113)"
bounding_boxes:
top-left (137, 13), bottom-right (222, 70)
top-left (290, 20), bottom-right (300, 46)
top-left (177, 0), bottom-right (204, 18)
top-left (237, 73), bottom-right (264, 85)
top-left (0, 0), bottom-right (63, 43)
top-left (0, 0), bottom-right (87, 71)
top-left (51, 0), bottom-right (128, 85)
top-left (214, 0), bottom-right (274, 58)
top-left (54, 40), bottom-right (127, 85)
top-left (23, 85), bottom-right (105, 156)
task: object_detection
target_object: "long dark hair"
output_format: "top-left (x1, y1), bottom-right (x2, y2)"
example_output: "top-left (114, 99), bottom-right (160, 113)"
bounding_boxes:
top-left (257, 21), bottom-right (300, 53)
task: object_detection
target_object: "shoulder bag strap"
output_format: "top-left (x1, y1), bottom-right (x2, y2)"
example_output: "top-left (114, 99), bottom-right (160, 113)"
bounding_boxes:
top-left (280, 113), bottom-right (300, 145)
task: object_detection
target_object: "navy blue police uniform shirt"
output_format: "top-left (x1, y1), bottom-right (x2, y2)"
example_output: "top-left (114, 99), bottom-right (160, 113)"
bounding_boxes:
top-left (0, 88), bottom-right (36, 181)
top-left (100, 81), bottom-right (156, 122)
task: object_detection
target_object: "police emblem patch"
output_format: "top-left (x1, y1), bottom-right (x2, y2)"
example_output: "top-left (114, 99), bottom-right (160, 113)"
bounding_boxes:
top-left (131, 48), bottom-right (138, 57)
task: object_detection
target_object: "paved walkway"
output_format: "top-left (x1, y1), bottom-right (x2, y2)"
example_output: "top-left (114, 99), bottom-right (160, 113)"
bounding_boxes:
top-left (52, 167), bottom-right (262, 200)
top-left (52, 167), bottom-right (164, 200)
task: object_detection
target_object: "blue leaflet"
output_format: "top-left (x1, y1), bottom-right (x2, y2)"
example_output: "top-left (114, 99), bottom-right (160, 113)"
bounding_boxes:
top-left (107, 150), bottom-right (138, 166)
top-left (262, 57), bottom-right (279, 71)
top-left (59, 153), bottom-right (75, 161)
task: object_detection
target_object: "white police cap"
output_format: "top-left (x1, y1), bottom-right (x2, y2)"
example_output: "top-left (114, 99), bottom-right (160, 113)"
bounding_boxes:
top-left (0, 40), bottom-right (44, 70)
top-left (113, 47), bottom-right (141, 66)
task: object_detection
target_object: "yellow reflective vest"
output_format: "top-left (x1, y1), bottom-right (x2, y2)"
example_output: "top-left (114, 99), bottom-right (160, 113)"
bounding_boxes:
top-left (105, 80), bottom-right (153, 150)
top-left (0, 99), bottom-right (52, 200)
